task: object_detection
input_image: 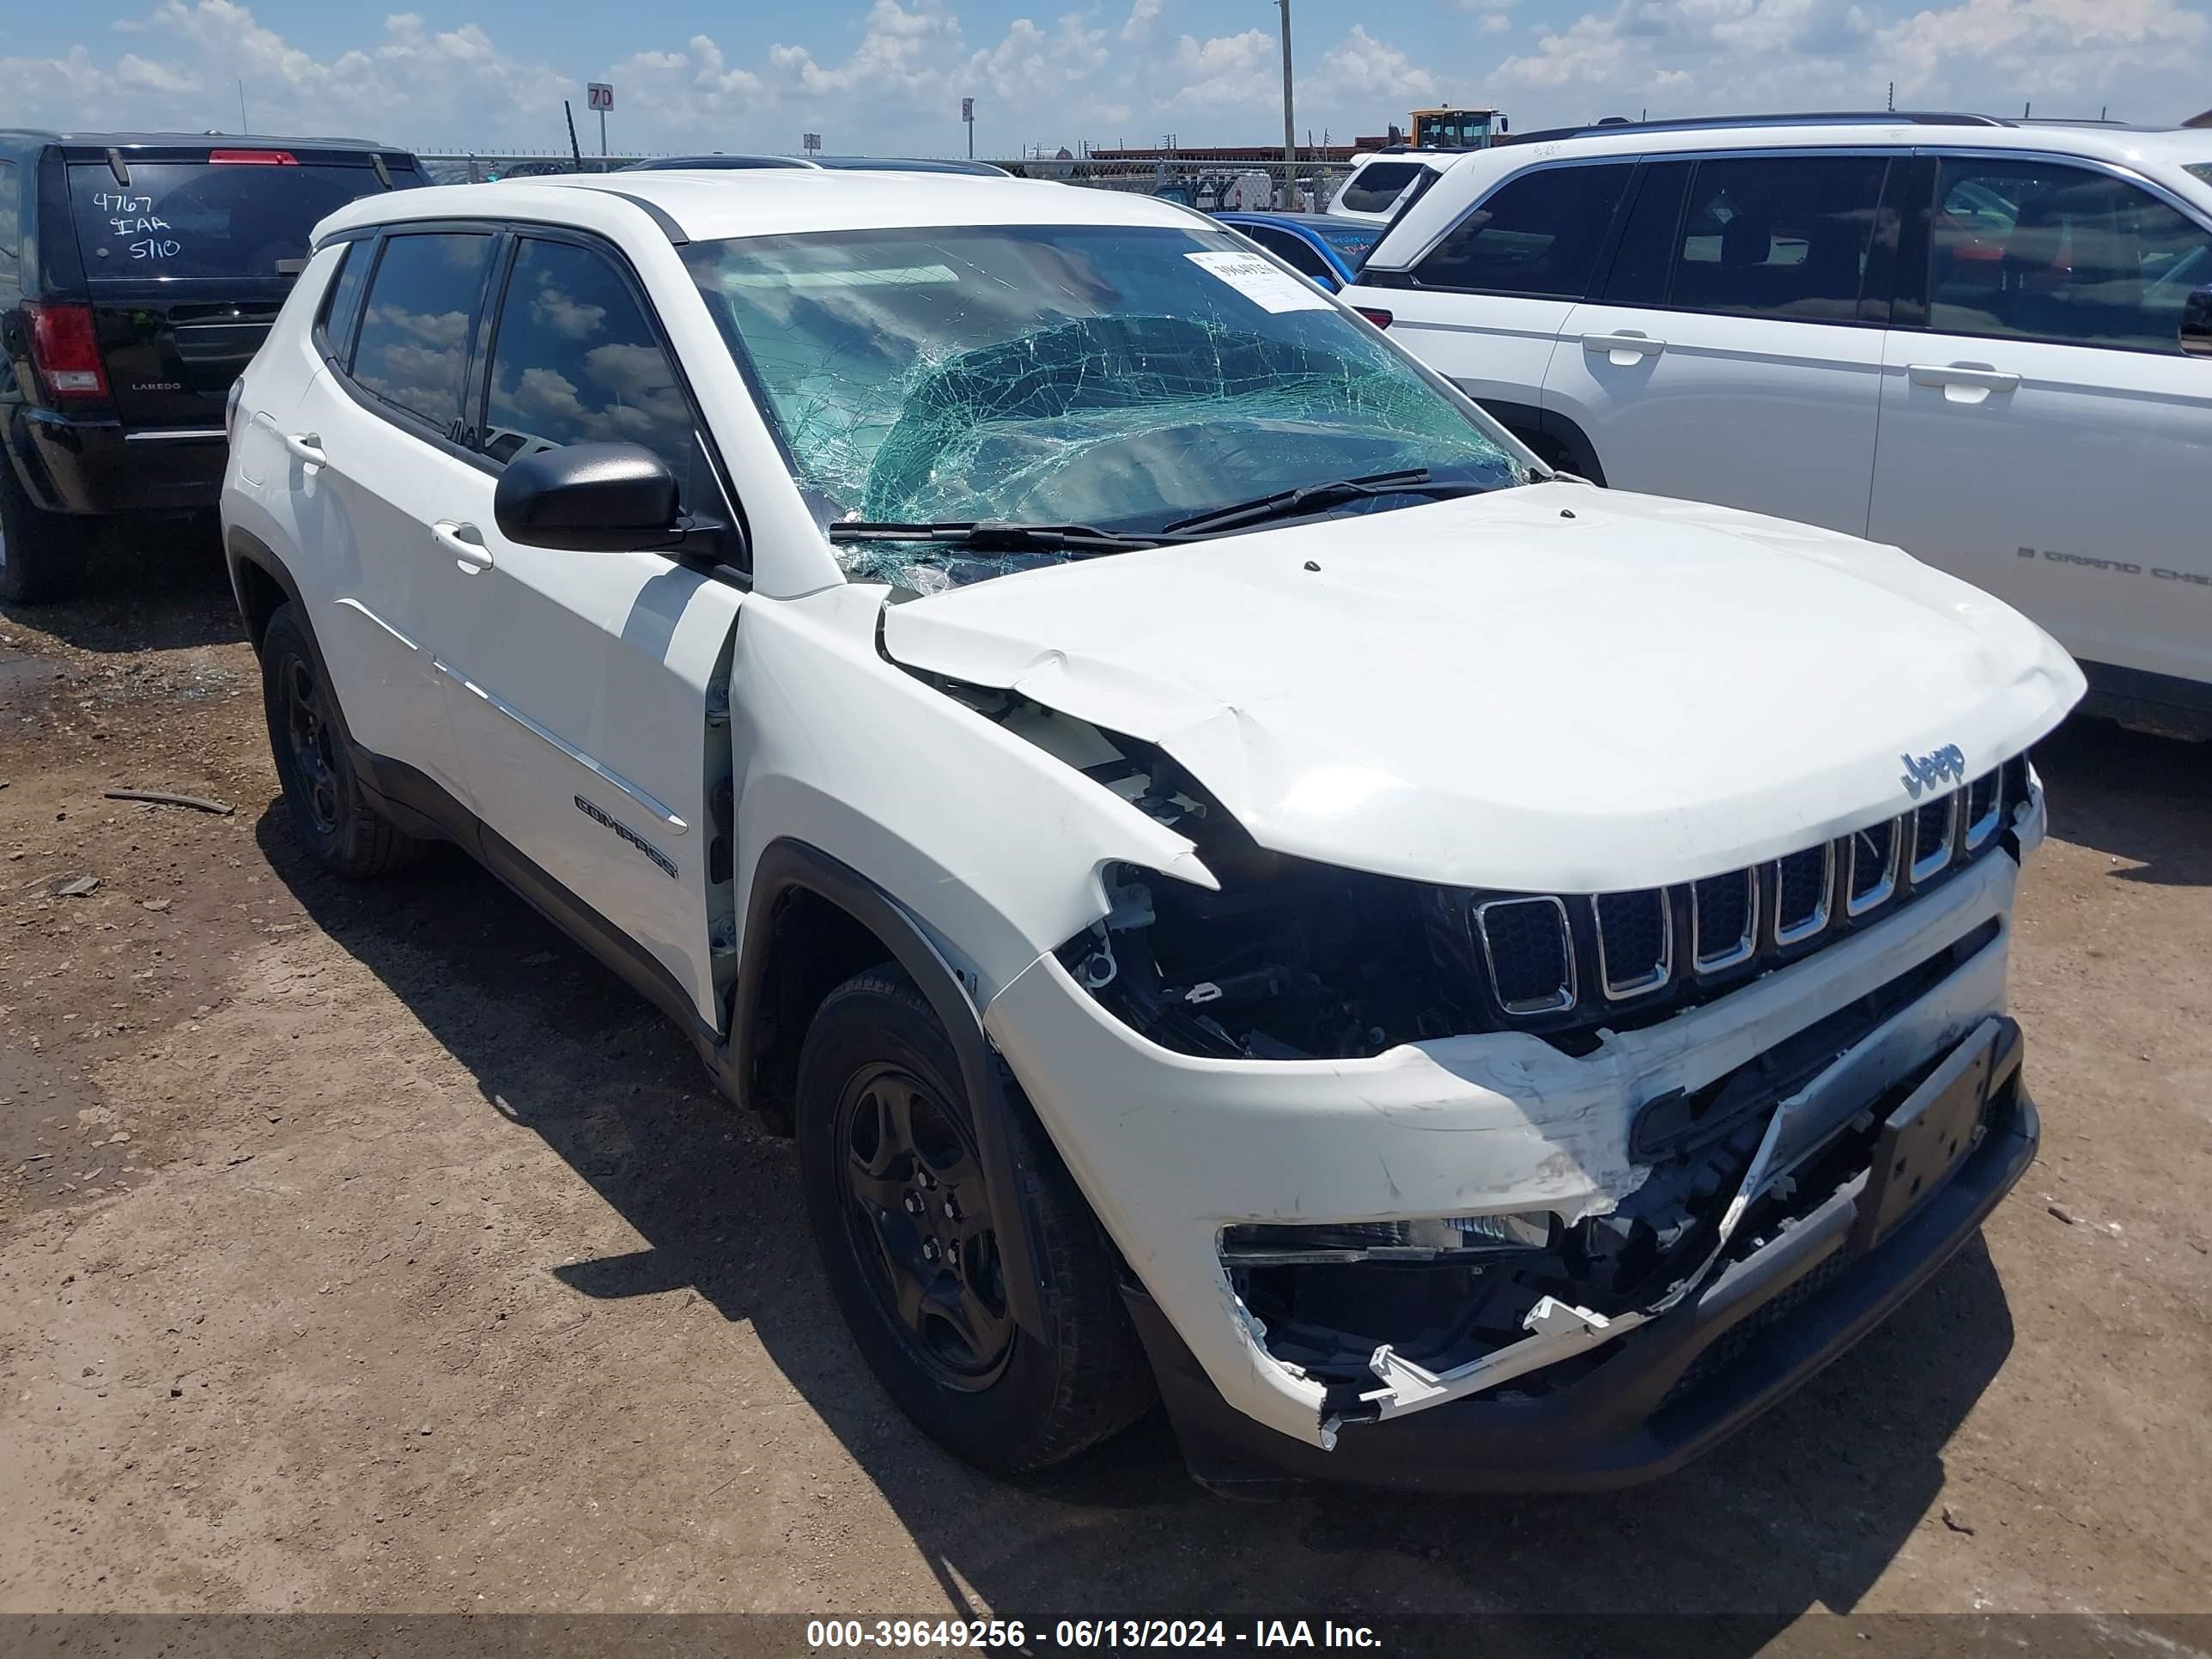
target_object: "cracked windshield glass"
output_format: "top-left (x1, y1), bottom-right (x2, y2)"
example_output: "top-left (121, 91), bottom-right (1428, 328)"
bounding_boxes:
top-left (683, 223), bottom-right (1524, 591)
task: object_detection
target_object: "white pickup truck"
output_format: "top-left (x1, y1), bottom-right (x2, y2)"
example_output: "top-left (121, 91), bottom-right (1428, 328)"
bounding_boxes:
top-left (222, 168), bottom-right (2081, 1493)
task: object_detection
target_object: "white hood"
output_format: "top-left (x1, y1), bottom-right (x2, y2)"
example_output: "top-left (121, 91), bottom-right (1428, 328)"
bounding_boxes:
top-left (880, 484), bottom-right (2085, 892)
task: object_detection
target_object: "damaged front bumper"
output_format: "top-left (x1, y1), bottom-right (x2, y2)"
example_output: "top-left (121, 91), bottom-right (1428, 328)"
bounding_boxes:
top-left (982, 829), bottom-right (2039, 1484)
top-left (1127, 1060), bottom-right (2034, 1492)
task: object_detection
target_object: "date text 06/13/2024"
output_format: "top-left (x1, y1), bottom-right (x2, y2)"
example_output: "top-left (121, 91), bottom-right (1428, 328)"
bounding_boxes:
top-left (803, 1619), bottom-right (1383, 1648)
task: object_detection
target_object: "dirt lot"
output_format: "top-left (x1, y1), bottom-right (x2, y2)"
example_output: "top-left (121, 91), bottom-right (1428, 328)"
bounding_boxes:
top-left (1, 536), bottom-right (2209, 1644)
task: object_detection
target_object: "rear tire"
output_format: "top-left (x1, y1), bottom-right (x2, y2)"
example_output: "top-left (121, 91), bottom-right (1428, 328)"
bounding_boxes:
top-left (798, 967), bottom-right (1155, 1474)
top-left (259, 603), bottom-right (426, 878)
top-left (0, 457), bottom-right (89, 606)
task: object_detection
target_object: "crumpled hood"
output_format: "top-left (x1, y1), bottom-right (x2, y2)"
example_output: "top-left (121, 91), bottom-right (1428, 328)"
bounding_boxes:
top-left (880, 484), bottom-right (2085, 891)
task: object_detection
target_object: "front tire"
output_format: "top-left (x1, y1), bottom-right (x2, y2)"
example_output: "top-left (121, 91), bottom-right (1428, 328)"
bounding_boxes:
top-left (797, 967), bottom-right (1155, 1474)
top-left (0, 457), bottom-right (89, 606)
top-left (259, 603), bottom-right (426, 878)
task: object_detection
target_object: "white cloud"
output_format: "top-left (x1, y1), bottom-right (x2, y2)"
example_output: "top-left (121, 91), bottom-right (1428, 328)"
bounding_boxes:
top-left (1311, 25), bottom-right (1439, 103)
top-left (9, 0), bottom-right (2205, 164)
top-left (1492, 0), bottom-right (2207, 122)
top-left (1160, 28), bottom-right (1279, 111)
top-left (971, 14), bottom-right (1109, 104)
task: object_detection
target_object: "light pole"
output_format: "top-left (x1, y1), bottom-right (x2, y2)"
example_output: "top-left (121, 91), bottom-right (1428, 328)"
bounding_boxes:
top-left (1275, 0), bottom-right (1297, 210)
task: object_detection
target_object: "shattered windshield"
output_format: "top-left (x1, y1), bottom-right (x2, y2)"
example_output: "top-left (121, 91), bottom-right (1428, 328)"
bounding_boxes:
top-left (682, 223), bottom-right (1523, 589)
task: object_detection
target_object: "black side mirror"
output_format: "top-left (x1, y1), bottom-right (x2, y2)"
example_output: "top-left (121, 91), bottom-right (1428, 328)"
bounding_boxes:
top-left (2183, 288), bottom-right (2212, 359)
top-left (493, 441), bottom-right (724, 555)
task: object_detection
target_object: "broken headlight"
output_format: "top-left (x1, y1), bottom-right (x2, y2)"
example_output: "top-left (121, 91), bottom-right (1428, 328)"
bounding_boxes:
top-left (1220, 1212), bottom-right (1554, 1266)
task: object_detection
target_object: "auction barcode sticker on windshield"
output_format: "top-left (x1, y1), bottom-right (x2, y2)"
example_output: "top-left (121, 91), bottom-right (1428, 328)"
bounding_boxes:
top-left (1185, 250), bottom-right (1331, 313)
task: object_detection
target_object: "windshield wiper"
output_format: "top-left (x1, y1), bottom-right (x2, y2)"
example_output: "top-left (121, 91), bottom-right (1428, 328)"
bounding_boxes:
top-left (828, 520), bottom-right (1188, 555)
top-left (1161, 468), bottom-right (1486, 536)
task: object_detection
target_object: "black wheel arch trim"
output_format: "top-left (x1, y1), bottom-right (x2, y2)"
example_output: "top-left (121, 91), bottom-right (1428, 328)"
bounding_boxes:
top-left (1479, 398), bottom-right (1608, 486)
top-left (732, 837), bottom-right (1050, 1340)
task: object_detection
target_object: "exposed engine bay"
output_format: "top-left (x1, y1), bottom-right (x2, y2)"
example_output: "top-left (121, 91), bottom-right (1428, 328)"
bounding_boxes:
top-left (915, 674), bottom-right (1470, 1061)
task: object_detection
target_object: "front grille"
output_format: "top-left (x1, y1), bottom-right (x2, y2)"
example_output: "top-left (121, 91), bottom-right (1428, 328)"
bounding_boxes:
top-left (1658, 1248), bottom-right (1855, 1413)
top-left (1465, 757), bottom-right (2027, 1036)
top-left (1474, 896), bottom-right (1575, 1014)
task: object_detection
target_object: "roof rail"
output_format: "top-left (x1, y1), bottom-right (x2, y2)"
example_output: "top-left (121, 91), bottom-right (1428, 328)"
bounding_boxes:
top-left (1496, 111), bottom-right (2010, 146)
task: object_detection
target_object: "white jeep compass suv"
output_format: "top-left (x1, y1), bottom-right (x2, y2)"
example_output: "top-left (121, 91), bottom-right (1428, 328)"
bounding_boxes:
top-left (1343, 113), bottom-right (2212, 739)
top-left (222, 169), bottom-right (2081, 1492)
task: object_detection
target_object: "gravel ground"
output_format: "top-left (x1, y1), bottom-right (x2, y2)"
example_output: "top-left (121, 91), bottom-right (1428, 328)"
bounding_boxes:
top-left (1, 536), bottom-right (2207, 1647)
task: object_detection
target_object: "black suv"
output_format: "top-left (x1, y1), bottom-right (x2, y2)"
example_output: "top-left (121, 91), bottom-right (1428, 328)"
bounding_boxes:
top-left (0, 131), bottom-right (427, 603)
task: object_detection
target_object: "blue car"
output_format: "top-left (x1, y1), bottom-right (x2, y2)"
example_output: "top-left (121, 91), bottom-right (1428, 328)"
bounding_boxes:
top-left (1212, 211), bottom-right (1383, 290)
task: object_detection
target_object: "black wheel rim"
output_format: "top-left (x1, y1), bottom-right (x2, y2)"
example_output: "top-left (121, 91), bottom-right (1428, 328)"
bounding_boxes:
top-left (835, 1062), bottom-right (1014, 1390)
top-left (280, 654), bottom-right (341, 834)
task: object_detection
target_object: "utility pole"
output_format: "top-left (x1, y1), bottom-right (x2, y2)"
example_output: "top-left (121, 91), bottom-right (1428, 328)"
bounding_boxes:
top-left (1276, 0), bottom-right (1297, 210)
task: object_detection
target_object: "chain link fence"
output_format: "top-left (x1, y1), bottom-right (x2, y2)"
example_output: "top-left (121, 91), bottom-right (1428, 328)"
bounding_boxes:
top-left (416, 153), bottom-right (1358, 212)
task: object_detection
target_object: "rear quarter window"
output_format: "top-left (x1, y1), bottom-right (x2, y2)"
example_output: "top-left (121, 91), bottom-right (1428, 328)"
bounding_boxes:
top-left (1338, 163), bottom-right (1425, 216)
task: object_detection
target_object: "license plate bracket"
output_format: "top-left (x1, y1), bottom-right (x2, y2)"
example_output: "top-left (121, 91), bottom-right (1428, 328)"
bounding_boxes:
top-left (1850, 1018), bottom-right (2000, 1253)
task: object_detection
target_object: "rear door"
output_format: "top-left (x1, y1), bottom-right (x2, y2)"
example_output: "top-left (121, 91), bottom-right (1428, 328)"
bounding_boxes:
top-left (64, 145), bottom-right (421, 430)
top-left (1545, 151), bottom-right (1896, 532)
top-left (1361, 161), bottom-right (1635, 411)
top-left (1869, 153), bottom-right (2212, 690)
top-left (430, 231), bottom-right (745, 1026)
top-left (285, 227), bottom-right (498, 811)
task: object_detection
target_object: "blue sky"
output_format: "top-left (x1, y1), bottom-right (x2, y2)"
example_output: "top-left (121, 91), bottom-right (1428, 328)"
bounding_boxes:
top-left (5, 0), bottom-right (2206, 158)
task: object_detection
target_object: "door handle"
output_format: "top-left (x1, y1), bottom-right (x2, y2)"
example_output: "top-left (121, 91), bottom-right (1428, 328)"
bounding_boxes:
top-left (1907, 363), bottom-right (2021, 393)
top-left (282, 432), bottom-right (326, 466)
top-left (1582, 332), bottom-right (1667, 365)
top-left (432, 520), bottom-right (494, 571)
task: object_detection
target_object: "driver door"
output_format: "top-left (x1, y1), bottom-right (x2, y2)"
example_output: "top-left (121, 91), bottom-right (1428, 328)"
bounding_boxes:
top-left (430, 231), bottom-right (745, 1027)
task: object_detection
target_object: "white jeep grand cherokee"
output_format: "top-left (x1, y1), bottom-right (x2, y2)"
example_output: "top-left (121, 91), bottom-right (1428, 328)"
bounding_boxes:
top-left (222, 170), bottom-right (2082, 1493)
top-left (1340, 113), bottom-right (2212, 739)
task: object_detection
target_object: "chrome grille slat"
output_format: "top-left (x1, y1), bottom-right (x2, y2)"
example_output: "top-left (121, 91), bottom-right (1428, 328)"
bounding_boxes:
top-left (1690, 869), bottom-right (1758, 972)
top-left (1771, 841), bottom-right (1834, 946)
top-left (1846, 817), bottom-right (1901, 917)
top-left (1963, 766), bottom-right (2003, 852)
top-left (1593, 890), bottom-right (1672, 1000)
top-left (1474, 896), bottom-right (1577, 1015)
top-left (1910, 790), bottom-right (1960, 884)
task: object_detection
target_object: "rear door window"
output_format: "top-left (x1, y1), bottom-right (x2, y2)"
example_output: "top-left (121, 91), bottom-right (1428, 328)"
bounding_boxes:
top-left (1667, 155), bottom-right (1888, 322)
top-left (1413, 164), bottom-right (1633, 298)
top-left (68, 159), bottom-right (407, 281)
top-left (348, 232), bottom-right (496, 436)
top-left (1601, 161), bottom-right (1693, 306)
top-left (1923, 157), bottom-right (2212, 352)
